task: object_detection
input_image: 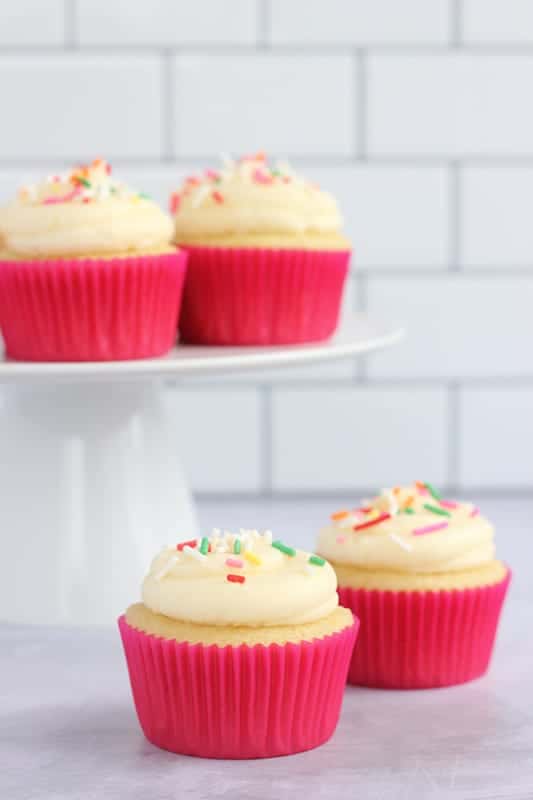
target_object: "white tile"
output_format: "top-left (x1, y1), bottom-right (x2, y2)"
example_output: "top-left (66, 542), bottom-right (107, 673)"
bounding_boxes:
top-left (165, 388), bottom-right (262, 492)
top-left (77, 0), bottom-right (256, 45)
top-left (174, 54), bottom-right (355, 157)
top-left (270, 0), bottom-right (450, 45)
top-left (367, 276), bottom-right (533, 379)
top-left (462, 167), bottom-right (533, 268)
top-left (272, 386), bottom-right (448, 490)
top-left (368, 54), bottom-right (533, 156)
top-left (308, 165), bottom-right (449, 268)
top-left (459, 387), bottom-right (533, 489)
top-left (463, 0), bottom-right (533, 44)
top-left (0, 56), bottom-right (162, 159)
top-left (0, 0), bottom-right (64, 45)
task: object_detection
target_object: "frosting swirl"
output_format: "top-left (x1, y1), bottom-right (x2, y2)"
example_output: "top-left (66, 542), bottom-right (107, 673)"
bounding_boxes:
top-left (0, 159), bottom-right (173, 257)
top-left (142, 529), bottom-right (338, 627)
top-left (316, 483), bottom-right (495, 574)
top-left (171, 153), bottom-right (348, 246)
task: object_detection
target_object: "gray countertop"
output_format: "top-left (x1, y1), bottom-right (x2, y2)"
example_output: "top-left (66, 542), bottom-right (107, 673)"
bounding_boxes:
top-left (2, 496), bottom-right (532, 800)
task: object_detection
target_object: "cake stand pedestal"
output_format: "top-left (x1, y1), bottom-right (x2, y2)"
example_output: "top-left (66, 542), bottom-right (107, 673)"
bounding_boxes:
top-left (0, 314), bottom-right (403, 625)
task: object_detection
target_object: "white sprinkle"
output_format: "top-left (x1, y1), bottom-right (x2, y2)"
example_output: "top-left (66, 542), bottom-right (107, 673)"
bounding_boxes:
top-left (212, 527), bottom-right (221, 537)
top-left (389, 533), bottom-right (412, 552)
top-left (262, 529), bottom-right (273, 545)
top-left (383, 488), bottom-right (399, 516)
top-left (155, 556), bottom-right (179, 580)
top-left (216, 542), bottom-right (228, 553)
top-left (191, 183), bottom-right (211, 208)
top-left (183, 545), bottom-right (207, 561)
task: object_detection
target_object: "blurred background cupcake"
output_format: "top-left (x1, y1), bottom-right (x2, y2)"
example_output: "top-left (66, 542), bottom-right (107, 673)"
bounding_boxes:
top-left (120, 528), bottom-right (357, 759)
top-left (0, 159), bottom-right (186, 362)
top-left (171, 153), bottom-right (351, 345)
top-left (317, 482), bottom-right (510, 689)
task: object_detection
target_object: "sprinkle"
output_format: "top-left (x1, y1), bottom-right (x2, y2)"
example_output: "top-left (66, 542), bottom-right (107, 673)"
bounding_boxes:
top-left (383, 488), bottom-right (399, 516)
top-left (413, 522), bottom-right (449, 536)
top-left (177, 539), bottom-right (197, 551)
top-left (400, 507), bottom-right (415, 515)
top-left (331, 510), bottom-right (349, 521)
top-left (470, 507), bottom-right (480, 518)
top-left (199, 537), bottom-right (209, 555)
top-left (155, 556), bottom-right (179, 580)
top-left (252, 168), bottom-right (273, 185)
top-left (233, 538), bottom-right (242, 555)
top-left (423, 503), bottom-right (451, 517)
top-left (425, 482), bottom-right (442, 502)
top-left (308, 555), bottom-right (325, 567)
top-left (212, 190), bottom-right (224, 204)
top-left (353, 512), bottom-right (390, 531)
top-left (74, 176), bottom-right (91, 188)
top-left (272, 540), bottom-right (296, 557)
top-left (205, 169), bottom-right (220, 181)
top-left (170, 192), bottom-right (181, 214)
top-left (336, 536), bottom-right (346, 544)
top-left (440, 500), bottom-right (459, 510)
top-left (244, 551), bottom-right (262, 566)
top-left (226, 557), bottom-right (244, 569)
top-left (227, 574), bottom-right (245, 584)
top-left (416, 481), bottom-right (428, 495)
top-left (183, 545), bottom-right (207, 561)
top-left (403, 495), bottom-right (415, 509)
top-left (263, 529), bottom-right (273, 545)
top-left (389, 533), bottom-right (413, 552)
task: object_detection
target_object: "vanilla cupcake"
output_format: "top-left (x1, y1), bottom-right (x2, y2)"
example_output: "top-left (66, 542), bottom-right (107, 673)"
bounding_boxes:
top-left (317, 482), bottom-right (510, 689)
top-left (171, 153), bottom-right (351, 345)
top-left (119, 529), bottom-right (357, 759)
top-left (0, 159), bottom-right (186, 361)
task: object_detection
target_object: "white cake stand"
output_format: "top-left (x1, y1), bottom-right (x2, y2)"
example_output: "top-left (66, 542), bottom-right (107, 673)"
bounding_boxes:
top-left (0, 314), bottom-right (403, 625)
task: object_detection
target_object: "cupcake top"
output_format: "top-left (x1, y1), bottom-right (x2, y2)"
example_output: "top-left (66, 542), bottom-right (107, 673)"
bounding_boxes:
top-left (0, 159), bottom-right (173, 258)
top-left (317, 482), bottom-right (495, 574)
top-left (142, 528), bottom-right (338, 627)
top-left (171, 153), bottom-right (349, 249)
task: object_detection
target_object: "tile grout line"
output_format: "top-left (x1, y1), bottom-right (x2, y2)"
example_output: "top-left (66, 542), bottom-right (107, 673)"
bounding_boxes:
top-left (64, 0), bottom-right (77, 49)
top-left (161, 51), bottom-right (175, 162)
top-left (448, 161), bottom-right (461, 270)
top-left (447, 381), bottom-right (461, 488)
top-left (354, 274), bottom-right (369, 381)
top-left (355, 48), bottom-right (368, 160)
top-left (256, 0), bottom-right (271, 49)
top-left (450, 0), bottom-right (463, 47)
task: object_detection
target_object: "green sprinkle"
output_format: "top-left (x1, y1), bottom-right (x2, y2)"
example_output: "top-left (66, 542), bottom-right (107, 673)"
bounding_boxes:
top-left (272, 540), bottom-right (296, 557)
top-left (199, 537), bottom-right (209, 555)
top-left (77, 177), bottom-right (91, 188)
top-left (271, 169), bottom-right (281, 177)
top-left (308, 555), bottom-right (325, 567)
top-left (425, 482), bottom-right (442, 502)
top-left (400, 507), bottom-right (415, 515)
top-left (423, 503), bottom-right (450, 517)
top-left (138, 192), bottom-right (150, 199)
top-left (233, 539), bottom-right (241, 555)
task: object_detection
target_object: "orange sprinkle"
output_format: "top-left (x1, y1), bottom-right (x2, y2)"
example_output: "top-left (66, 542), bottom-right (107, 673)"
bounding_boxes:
top-left (403, 495), bottom-right (415, 509)
top-left (392, 487), bottom-right (401, 495)
top-left (331, 510), bottom-right (349, 521)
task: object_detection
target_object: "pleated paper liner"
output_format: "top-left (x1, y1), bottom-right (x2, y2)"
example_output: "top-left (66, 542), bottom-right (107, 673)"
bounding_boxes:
top-left (118, 614), bottom-right (358, 759)
top-left (338, 569), bottom-right (510, 689)
top-left (178, 245), bottom-right (351, 345)
top-left (0, 250), bottom-right (187, 361)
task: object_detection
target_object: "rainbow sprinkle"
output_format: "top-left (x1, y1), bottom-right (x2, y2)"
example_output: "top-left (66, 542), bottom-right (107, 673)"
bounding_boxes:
top-left (308, 555), bottom-right (325, 567)
top-left (272, 540), bottom-right (296, 557)
top-left (423, 503), bottom-right (451, 517)
top-left (199, 537), bottom-right (209, 555)
top-left (412, 522), bottom-right (449, 536)
top-left (353, 513), bottom-right (390, 531)
top-left (233, 539), bottom-right (242, 555)
top-left (227, 574), bottom-right (245, 584)
top-left (225, 557), bottom-right (243, 569)
top-left (244, 551), bottom-right (262, 566)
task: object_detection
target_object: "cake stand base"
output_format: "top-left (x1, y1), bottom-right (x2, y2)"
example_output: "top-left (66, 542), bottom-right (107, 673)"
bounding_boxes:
top-left (0, 379), bottom-right (195, 625)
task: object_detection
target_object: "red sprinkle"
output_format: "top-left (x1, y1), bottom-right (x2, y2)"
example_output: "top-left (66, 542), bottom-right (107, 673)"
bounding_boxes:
top-left (227, 574), bottom-right (245, 584)
top-left (177, 539), bottom-right (197, 551)
top-left (212, 190), bottom-right (224, 204)
top-left (353, 513), bottom-right (391, 531)
top-left (170, 192), bottom-right (181, 214)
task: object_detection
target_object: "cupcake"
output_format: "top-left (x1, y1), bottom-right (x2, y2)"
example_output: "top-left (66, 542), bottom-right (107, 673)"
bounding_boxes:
top-left (119, 529), bottom-right (357, 759)
top-left (316, 482), bottom-right (510, 689)
top-left (171, 153), bottom-right (351, 345)
top-left (0, 159), bottom-right (187, 361)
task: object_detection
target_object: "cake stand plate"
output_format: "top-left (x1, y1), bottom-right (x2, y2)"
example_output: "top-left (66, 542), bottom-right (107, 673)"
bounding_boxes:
top-left (0, 314), bottom-right (403, 625)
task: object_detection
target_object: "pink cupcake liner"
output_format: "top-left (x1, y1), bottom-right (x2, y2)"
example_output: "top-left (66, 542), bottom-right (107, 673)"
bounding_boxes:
top-left (118, 614), bottom-right (358, 759)
top-left (0, 251), bottom-right (187, 362)
top-left (338, 569), bottom-right (510, 689)
top-left (178, 245), bottom-right (351, 345)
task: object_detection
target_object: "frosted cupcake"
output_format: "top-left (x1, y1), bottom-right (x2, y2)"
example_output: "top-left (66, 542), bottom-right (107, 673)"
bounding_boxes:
top-left (0, 159), bottom-right (187, 361)
top-left (119, 529), bottom-right (357, 759)
top-left (317, 483), bottom-right (510, 689)
top-left (171, 153), bottom-right (351, 345)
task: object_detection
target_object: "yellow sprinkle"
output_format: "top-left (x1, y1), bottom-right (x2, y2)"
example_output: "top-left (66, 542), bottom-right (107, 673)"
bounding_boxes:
top-left (244, 551), bottom-right (262, 566)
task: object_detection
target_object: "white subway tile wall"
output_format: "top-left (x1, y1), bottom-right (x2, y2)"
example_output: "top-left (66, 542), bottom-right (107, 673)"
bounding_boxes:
top-left (0, 0), bottom-right (531, 494)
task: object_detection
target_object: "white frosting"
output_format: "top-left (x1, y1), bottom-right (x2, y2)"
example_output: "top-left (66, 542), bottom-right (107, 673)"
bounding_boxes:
top-left (317, 484), bottom-right (495, 573)
top-left (0, 159), bottom-right (173, 257)
top-left (142, 529), bottom-right (339, 627)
